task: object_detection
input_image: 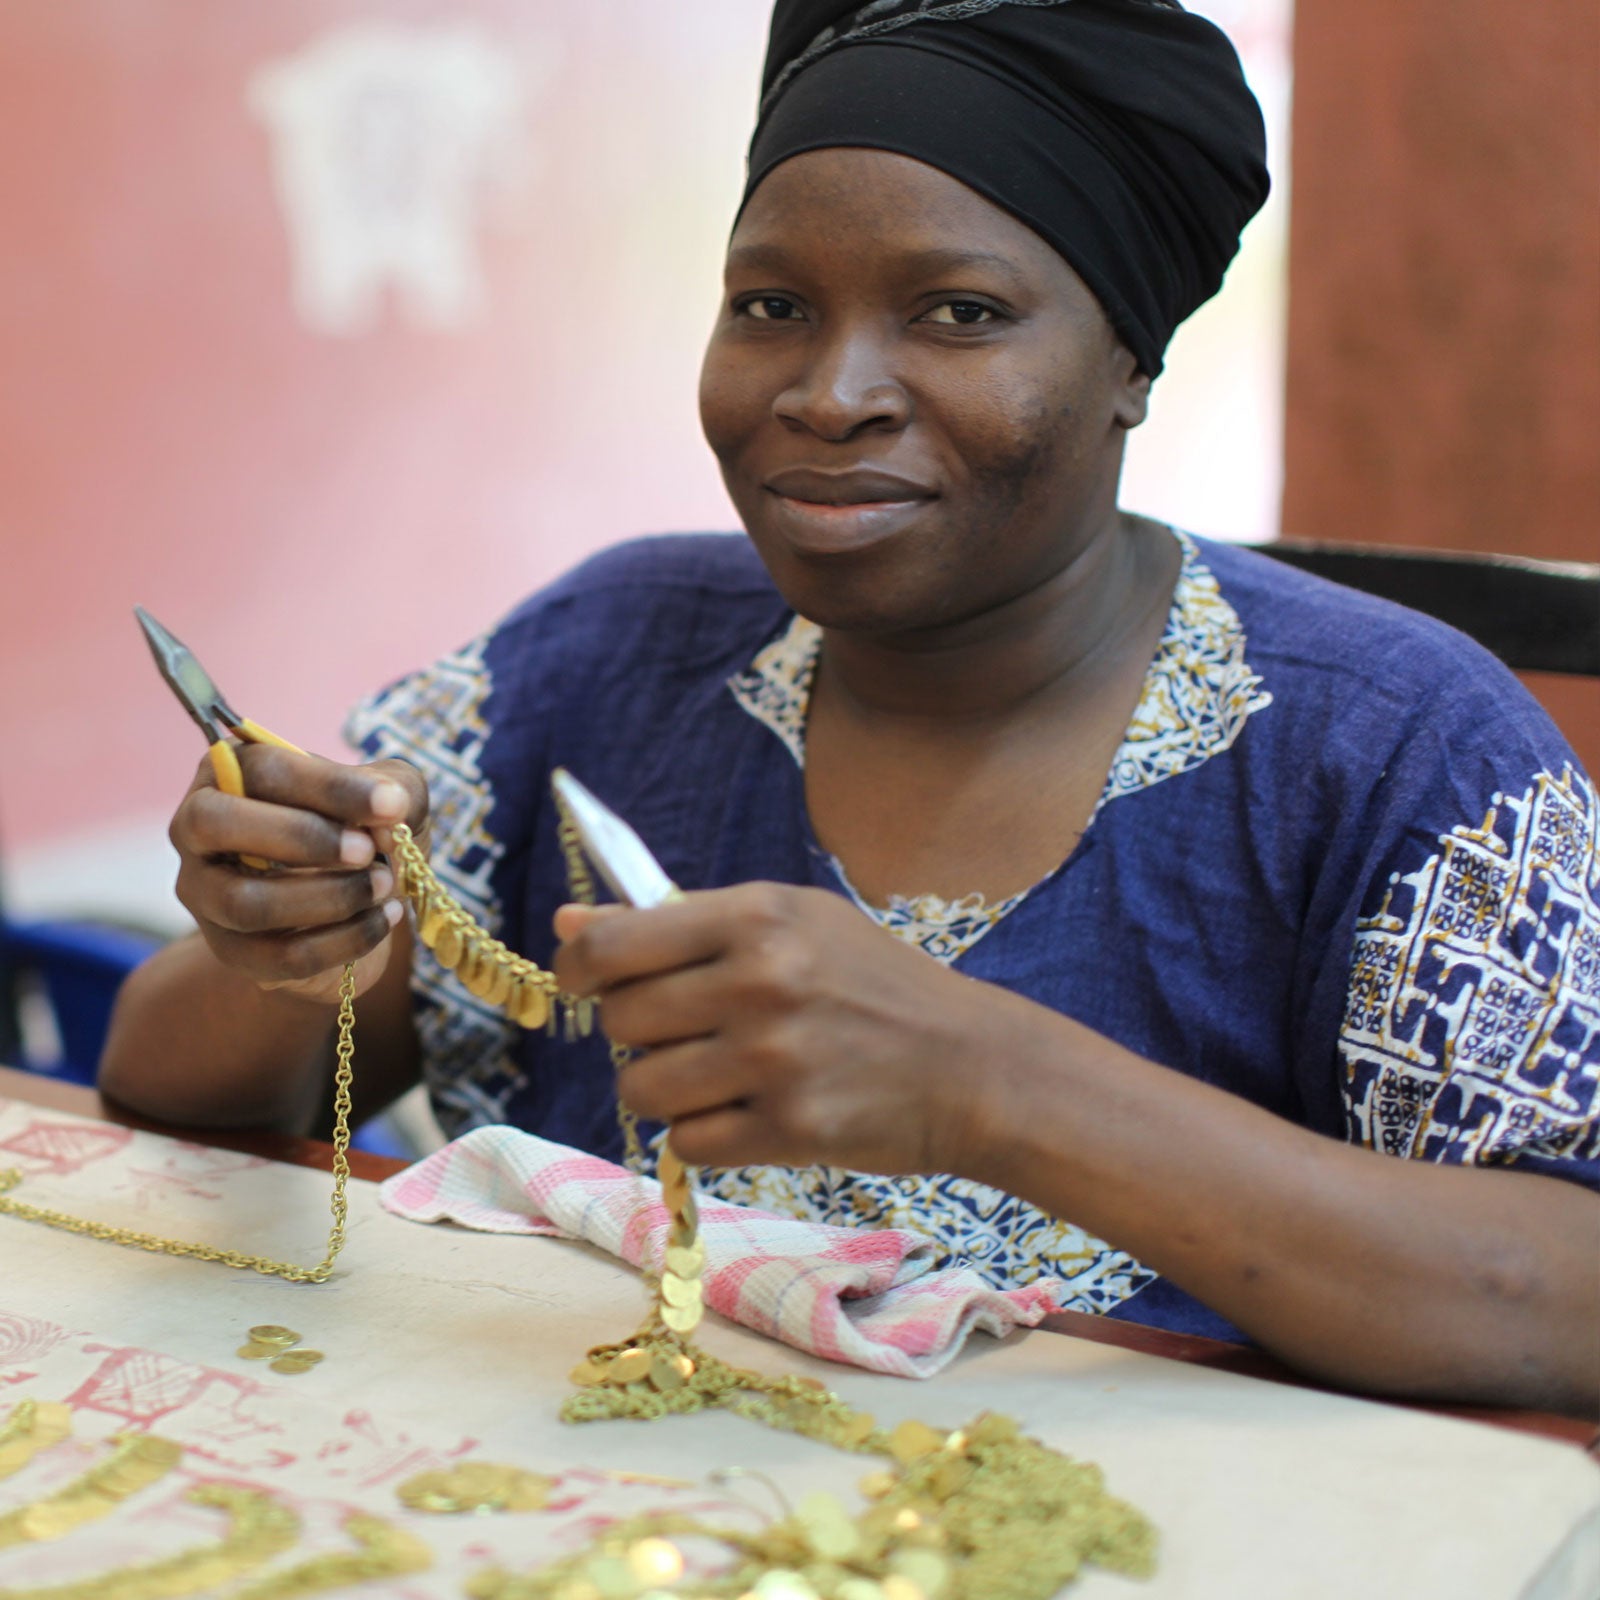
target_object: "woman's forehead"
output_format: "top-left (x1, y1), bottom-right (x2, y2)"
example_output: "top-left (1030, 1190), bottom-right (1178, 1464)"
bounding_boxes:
top-left (730, 149), bottom-right (1064, 277)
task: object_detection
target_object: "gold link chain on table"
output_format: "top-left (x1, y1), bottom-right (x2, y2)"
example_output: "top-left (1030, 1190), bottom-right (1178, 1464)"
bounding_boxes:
top-left (0, 820), bottom-right (590, 1282)
top-left (0, 962), bottom-right (357, 1283)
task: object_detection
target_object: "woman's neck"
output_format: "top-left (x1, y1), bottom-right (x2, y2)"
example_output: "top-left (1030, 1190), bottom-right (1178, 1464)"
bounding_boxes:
top-left (813, 514), bottom-right (1179, 729)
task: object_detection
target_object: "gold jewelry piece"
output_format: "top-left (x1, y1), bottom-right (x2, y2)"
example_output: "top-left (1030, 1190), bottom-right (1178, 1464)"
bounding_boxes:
top-left (268, 1351), bottom-right (323, 1376)
top-left (390, 824), bottom-right (574, 1034)
top-left (0, 1432), bottom-right (180, 1549)
top-left (0, 963), bottom-right (357, 1285)
top-left (248, 1326), bottom-right (300, 1347)
top-left (0, 777), bottom-right (1154, 1598)
top-left (0, 1482), bottom-right (300, 1600)
top-left (0, 1401), bottom-right (71, 1483)
top-left (227, 1512), bottom-right (431, 1598)
top-left (466, 1413), bottom-right (1154, 1599)
top-left (395, 1462), bottom-right (555, 1515)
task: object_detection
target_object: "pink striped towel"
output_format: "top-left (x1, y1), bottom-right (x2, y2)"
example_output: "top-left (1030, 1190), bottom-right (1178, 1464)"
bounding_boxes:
top-left (379, 1127), bottom-right (1066, 1378)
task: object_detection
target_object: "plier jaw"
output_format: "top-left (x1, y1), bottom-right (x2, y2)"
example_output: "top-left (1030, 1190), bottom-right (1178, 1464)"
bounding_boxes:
top-left (550, 768), bottom-right (681, 909)
top-left (134, 606), bottom-right (243, 747)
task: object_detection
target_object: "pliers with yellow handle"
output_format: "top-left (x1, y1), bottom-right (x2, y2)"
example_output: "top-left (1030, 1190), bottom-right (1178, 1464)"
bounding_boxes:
top-left (135, 606), bottom-right (305, 869)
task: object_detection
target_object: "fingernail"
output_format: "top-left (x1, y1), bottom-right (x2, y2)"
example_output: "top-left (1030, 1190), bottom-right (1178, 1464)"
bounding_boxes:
top-left (370, 781), bottom-right (407, 821)
top-left (340, 829), bottom-right (374, 866)
top-left (383, 899), bottom-right (405, 927)
top-left (371, 864), bottom-right (394, 898)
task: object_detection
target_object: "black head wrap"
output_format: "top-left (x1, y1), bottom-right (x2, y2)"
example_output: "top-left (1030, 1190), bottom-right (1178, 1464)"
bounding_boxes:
top-left (743, 0), bottom-right (1270, 376)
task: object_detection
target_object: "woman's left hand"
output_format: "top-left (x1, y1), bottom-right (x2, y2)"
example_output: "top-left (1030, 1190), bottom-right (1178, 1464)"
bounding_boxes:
top-left (552, 883), bottom-right (1027, 1174)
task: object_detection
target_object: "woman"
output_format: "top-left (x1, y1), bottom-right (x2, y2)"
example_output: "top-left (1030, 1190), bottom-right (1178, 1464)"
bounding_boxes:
top-left (102, 0), bottom-right (1599, 1414)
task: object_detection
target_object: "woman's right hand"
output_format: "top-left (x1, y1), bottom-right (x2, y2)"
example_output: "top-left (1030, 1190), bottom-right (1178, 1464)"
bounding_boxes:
top-left (169, 746), bottom-right (428, 1007)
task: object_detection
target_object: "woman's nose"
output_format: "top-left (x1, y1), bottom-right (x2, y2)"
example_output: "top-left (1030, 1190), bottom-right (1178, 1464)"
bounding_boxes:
top-left (773, 330), bottom-right (909, 440)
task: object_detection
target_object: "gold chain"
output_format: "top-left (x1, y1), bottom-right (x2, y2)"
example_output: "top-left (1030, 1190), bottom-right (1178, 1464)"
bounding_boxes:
top-left (0, 821), bottom-right (587, 1282)
top-left (0, 963), bottom-right (358, 1283)
top-left (391, 823), bottom-right (587, 1035)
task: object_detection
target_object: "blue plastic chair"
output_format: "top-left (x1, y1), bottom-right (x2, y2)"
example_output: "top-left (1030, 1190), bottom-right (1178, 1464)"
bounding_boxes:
top-left (0, 918), bottom-right (162, 1086)
top-left (0, 917), bottom-right (410, 1157)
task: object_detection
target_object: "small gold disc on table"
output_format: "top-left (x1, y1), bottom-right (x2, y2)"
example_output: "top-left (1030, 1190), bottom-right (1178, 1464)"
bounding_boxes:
top-left (398, 1463), bottom-right (553, 1515)
top-left (236, 1343), bottom-right (277, 1361)
top-left (248, 1326), bottom-right (300, 1347)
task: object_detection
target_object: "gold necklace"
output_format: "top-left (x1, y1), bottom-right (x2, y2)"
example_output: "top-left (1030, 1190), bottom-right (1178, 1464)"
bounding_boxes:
top-left (0, 1402), bottom-right (71, 1485)
top-left (0, 963), bottom-right (356, 1283)
top-left (0, 1432), bottom-right (181, 1549)
top-left (0, 1402), bottom-right (430, 1600)
top-left (0, 1483), bottom-right (300, 1600)
top-left (0, 820), bottom-right (586, 1280)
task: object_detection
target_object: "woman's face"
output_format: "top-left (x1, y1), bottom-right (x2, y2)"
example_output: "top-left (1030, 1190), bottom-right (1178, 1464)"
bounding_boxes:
top-left (699, 148), bottom-right (1149, 635)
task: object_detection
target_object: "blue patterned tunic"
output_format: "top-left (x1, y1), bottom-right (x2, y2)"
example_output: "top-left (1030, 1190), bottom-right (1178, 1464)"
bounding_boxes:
top-left (347, 529), bottom-right (1600, 1340)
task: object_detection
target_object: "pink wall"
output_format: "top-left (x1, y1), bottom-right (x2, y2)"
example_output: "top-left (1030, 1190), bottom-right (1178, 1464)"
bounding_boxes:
top-left (0, 3), bottom-right (764, 852)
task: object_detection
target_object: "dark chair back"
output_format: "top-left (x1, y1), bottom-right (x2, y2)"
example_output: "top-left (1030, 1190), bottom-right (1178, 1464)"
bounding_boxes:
top-left (1243, 541), bottom-right (1600, 678)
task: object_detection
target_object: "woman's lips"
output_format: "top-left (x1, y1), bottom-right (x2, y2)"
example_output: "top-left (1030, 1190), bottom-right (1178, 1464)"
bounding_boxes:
top-left (764, 488), bottom-right (936, 554)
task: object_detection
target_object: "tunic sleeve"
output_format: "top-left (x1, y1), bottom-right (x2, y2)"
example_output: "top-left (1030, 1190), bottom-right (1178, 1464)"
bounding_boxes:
top-left (1337, 760), bottom-right (1600, 1191)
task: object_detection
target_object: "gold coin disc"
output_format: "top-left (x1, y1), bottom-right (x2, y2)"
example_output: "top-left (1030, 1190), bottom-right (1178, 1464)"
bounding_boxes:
top-left (436, 921), bottom-right (465, 968)
top-left (247, 1326), bottom-right (300, 1347)
top-left (659, 1273), bottom-right (703, 1310)
top-left (660, 1301), bottom-right (703, 1335)
top-left (610, 1349), bottom-right (652, 1386)
top-left (648, 1353), bottom-right (688, 1392)
top-left (512, 981), bottom-right (551, 1030)
top-left (236, 1343), bottom-right (277, 1360)
top-left (664, 1241), bottom-right (705, 1277)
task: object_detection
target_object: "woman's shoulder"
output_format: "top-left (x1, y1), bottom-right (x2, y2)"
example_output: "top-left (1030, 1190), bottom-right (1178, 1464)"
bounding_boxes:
top-left (1182, 529), bottom-right (1588, 843)
top-left (1189, 531), bottom-right (1557, 736)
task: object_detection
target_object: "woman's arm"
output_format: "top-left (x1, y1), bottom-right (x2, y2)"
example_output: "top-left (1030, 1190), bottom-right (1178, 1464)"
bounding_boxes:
top-left (100, 920), bottom-right (419, 1134)
top-left (554, 885), bottom-right (1600, 1416)
top-left (966, 998), bottom-right (1600, 1415)
top-left (99, 748), bottom-right (425, 1134)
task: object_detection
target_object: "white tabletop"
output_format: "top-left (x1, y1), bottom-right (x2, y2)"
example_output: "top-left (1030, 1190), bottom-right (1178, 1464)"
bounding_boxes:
top-left (0, 1095), bottom-right (1595, 1599)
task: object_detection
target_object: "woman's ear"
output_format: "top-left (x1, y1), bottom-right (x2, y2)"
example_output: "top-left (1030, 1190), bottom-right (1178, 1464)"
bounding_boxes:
top-left (1113, 359), bottom-right (1152, 431)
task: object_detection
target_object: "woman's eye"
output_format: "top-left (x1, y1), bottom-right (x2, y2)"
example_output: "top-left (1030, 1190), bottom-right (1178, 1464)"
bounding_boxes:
top-left (741, 296), bottom-right (803, 321)
top-left (923, 300), bottom-right (995, 326)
